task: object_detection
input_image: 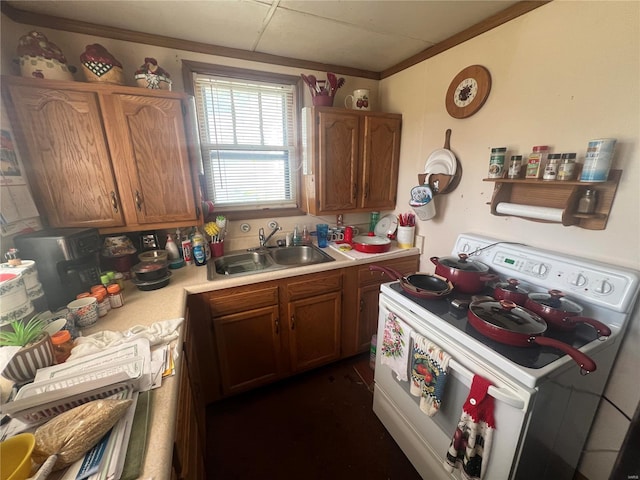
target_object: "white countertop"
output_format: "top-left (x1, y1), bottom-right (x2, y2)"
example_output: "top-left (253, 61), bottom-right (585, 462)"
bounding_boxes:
top-left (5, 244), bottom-right (420, 480)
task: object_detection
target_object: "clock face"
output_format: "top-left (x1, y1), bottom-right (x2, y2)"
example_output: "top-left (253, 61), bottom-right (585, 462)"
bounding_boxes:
top-left (454, 78), bottom-right (478, 107)
top-left (445, 65), bottom-right (491, 119)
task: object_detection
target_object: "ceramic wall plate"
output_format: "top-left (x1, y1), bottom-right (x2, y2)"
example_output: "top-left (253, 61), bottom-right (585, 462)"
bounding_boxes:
top-left (424, 148), bottom-right (457, 176)
top-left (374, 214), bottom-right (398, 238)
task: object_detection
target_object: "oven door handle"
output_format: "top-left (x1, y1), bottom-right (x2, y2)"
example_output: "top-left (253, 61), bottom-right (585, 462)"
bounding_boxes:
top-left (450, 359), bottom-right (526, 410)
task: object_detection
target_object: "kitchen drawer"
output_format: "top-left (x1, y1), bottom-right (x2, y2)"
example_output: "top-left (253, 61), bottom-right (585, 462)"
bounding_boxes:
top-left (208, 284), bottom-right (278, 317)
top-left (285, 270), bottom-right (342, 301)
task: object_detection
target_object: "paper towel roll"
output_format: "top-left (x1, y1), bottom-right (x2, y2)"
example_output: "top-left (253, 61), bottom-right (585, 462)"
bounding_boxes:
top-left (496, 202), bottom-right (564, 222)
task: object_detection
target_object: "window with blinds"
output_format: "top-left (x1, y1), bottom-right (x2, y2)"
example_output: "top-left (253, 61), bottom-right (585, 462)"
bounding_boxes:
top-left (193, 74), bottom-right (299, 211)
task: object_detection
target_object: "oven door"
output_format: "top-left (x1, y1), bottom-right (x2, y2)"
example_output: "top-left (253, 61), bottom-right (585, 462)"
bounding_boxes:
top-left (373, 293), bottom-right (536, 480)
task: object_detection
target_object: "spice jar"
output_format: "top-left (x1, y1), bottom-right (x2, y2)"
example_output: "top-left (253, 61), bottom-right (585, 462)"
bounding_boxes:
top-left (558, 153), bottom-right (577, 181)
top-left (525, 145), bottom-right (549, 179)
top-left (92, 290), bottom-right (109, 317)
top-left (107, 284), bottom-right (124, 308)
top-left (51, 330), bottom-right (74, 363)
top-left (543, 154), bottom-right (561, 180)
top-left (577, 189), bottom-right (598, 214)
top-left (507, 155), bottom-right (524, 179)
top-left (488, 147), bottom-right (507, 178)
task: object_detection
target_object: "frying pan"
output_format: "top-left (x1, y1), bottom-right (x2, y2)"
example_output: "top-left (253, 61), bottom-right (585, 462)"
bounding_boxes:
top-left (525, 290), bottom-right (611, 337)
top-left (369, 265), bottom-right (453, 299)
top-left (467, 298), bottom-right (597, 373)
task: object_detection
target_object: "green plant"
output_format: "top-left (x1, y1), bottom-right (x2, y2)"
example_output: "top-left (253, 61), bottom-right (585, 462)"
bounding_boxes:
top-left (0, 314), bottom-right (47, 347)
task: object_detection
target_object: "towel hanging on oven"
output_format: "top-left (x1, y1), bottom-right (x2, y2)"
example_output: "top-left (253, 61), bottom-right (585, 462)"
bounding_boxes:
top-left (444, 375), bottom-right (495, 480)
top-left (380, 312), bottom-right (413, 382)
top-left (409, 333), bottom-right (451, 416)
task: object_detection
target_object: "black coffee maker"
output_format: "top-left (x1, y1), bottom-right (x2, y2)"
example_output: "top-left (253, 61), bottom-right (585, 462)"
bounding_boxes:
top-left (14, 228), bottom-right (102, 310)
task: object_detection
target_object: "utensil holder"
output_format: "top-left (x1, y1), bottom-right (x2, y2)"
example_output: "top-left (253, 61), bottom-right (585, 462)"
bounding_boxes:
top-left (396, 226), bottom-right (415, 249)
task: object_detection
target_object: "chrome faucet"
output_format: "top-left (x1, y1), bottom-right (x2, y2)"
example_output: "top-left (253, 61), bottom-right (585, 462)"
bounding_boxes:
top-left (258, 225), bottom-right (282, 247)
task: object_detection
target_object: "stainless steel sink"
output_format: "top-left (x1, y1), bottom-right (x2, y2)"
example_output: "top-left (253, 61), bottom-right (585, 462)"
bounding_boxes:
top-left (208, 245), bottom-right (335, 279)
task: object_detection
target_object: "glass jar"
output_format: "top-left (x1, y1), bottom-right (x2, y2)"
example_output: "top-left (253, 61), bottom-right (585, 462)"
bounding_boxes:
top-left (507, 155), bottom-right (524, 179)
top-left (558, 153), bottom-right (577, 181)
top-left (488, 147), bottom-right (507, 178)
top-left (525, 145), bottom-right (549, 179)
top-left (92, 290), bottom-right (109, 317)
top-left (543, 154), bottom-right (561, 180)
top-left (577, 189), bottom-right (598, 214)
top-left (107, 284), bottom-right (124, 308)
top-left (51, 330), bottom-right (74, 363)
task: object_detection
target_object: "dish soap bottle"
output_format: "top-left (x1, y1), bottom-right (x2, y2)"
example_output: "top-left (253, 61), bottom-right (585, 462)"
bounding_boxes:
top-left (292, 224), bottom-right (302, 246)
top-left (302, 225), bottom-right (311, 245)
top-left (191, 228), bottom-right (207, 266)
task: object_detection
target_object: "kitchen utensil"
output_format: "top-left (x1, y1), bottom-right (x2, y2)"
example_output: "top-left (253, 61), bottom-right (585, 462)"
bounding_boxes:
top-left (430, 253), bottom-right (498, 294)
top-left (351, 235), bottom-right (391, 253)
top-left (370, 265), bottom-right (453, 299)
top-left (525, 290), bottom-right (612, 336)
top-left (493, 278), bottom-right (529, 305)
top-left (467, 298), bottom-right (597, 373)
top-left (0, 433), bottom-right (35, 480)
top-left (131, 271), bottom-right (172, 291)
top-left (131, 261), bottom-right (169, 282)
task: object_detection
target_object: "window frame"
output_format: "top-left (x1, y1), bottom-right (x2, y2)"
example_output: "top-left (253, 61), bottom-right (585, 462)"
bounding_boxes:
top-left (182, 60), bottom-right (305, 220)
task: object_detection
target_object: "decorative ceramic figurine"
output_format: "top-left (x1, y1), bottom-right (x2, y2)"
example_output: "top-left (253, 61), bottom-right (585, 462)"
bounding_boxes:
top-left (16, 31), bottom-right (75, 81)
top-left (80, 44), bottom-right (124, 85)
top-left (134, 57), bottom-right (172, 90)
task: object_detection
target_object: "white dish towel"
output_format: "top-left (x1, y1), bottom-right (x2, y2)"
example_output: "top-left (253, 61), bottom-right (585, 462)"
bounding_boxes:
top-left (380, 312), bottom-right (413, 382)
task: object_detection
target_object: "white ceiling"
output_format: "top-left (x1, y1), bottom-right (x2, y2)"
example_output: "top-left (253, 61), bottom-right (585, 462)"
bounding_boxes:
top-left (5, 0), bottom-right (521, 72)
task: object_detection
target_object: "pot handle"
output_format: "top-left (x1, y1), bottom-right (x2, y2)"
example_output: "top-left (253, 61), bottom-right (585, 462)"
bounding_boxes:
top-left (479, 274), bottom-right (499, 282)
top-left (369, 265), bottom-right (400, 280)
top-left (430, 256), bottom-right (439, 265)
top-left (531, 336), bottom-right (597, 374)
top-left (563, 316), bottom-right (612, 339)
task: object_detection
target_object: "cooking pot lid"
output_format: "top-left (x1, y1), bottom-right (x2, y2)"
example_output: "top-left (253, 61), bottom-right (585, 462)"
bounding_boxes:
top-left (496, 278), bottom-right (528, 293)
top-left (439, 253), bottom-right (489, 272)
top-left (528, 291), bottom-right (582, 313)
top-left (470, 299), bottom-right (547, 334)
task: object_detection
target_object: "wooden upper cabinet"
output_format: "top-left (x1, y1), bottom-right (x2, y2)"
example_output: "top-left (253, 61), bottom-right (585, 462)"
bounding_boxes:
top-left (3, 84), bottom-right (124, 228)
top-left (302, 107), bottom-right (402, 215)
top-left (1, 76), bottom-right (202, 233)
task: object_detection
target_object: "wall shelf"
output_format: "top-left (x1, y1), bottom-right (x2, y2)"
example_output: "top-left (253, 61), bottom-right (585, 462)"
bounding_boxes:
top-left (483, 170), bottom-right (622, 230)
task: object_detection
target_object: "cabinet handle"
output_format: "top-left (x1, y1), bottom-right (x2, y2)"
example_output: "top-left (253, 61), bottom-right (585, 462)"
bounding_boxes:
top-left (275, 318), bottom-right (279, 334)
top-left (110, 191), bottom-right (119, 213)
top-left (364, 183), bottom-right (369, 199)
top-left (352, 183), bottom-right (357, 200)
top-left (290, 315), bottom-right (295, 330)
top-left (135, 190), bottom-right (143, 211)
top-left (359, 299), bottom-right (365, 313)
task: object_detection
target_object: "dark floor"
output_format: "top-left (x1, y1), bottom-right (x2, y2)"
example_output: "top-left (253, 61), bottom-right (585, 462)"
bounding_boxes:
top-left (205, 354), bottom-right (422, 480)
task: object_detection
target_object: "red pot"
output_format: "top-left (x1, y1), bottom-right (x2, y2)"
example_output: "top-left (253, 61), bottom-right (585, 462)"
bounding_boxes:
top-left (351, 235), bottom-right (391, 254)
top-left (525, 290), bottom-right (611, 337)
top-left (493, 278), bottom-right (529, 305)
top-left (467, 298), bottom-right (597, 373)
top-left (430, 254), bottom-right (498, 294)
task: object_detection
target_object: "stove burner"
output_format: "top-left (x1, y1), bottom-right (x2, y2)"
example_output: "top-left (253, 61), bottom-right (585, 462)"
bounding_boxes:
top-left (389, 283), bottom-right (597, 369)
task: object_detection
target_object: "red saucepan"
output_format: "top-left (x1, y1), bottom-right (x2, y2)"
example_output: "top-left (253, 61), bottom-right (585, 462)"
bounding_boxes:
top-left (370, 265), bottom-right (453, 299)
top-left (493, 278), bottom-right (529, 305)
top-left (430, 253), bottom-right (498, 294)
top-left (525, 290), bottom-right (611, 337)
top-left (468, 298), bottom-right (597, 373)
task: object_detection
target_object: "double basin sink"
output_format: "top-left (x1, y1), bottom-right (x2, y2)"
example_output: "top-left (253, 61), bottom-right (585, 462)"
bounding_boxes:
top-left (207, 245), bottom-right (335, 279)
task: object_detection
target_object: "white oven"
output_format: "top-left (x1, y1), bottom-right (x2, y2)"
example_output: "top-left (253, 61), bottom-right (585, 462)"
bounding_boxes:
top-left (372, 233), bottom-right (640, 480)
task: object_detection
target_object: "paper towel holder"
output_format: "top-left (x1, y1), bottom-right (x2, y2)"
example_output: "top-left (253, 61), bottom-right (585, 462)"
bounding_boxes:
top-left (484, 169), bottom-right (622, 230)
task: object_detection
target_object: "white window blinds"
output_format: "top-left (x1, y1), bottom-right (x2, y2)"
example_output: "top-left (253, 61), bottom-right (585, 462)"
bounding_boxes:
top-left (193, 74), bottom-right (298, 211)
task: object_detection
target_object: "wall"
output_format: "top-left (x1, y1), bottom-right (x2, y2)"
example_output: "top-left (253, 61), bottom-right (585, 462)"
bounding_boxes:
top-left (379, 2), bottom-right (640, 479)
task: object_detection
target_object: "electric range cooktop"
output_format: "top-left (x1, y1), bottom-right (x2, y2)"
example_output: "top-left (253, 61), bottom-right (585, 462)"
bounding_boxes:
top-left (388, 283), bottom-right (597, 370)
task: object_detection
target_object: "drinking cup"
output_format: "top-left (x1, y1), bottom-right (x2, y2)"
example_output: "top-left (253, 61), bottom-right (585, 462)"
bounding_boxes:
top-left (67, 296), bottom-right (99, 328)
top-left (344, 89), bottom-right (371, 110)
top-left (316, 224), bottom-right (329, 248)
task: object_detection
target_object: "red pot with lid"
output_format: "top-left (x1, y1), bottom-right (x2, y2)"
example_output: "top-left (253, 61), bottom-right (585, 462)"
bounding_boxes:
top-left (430, 253), bottom-right (498, 294)
top-left (493, 278), bottom-right (529, 305)
top-left (467, 298), bottom-right (597, 374)
top-left (525, 290), bottom-right (611, 337)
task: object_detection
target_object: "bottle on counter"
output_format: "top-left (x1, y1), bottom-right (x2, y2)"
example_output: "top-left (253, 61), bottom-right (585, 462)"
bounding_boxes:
top-left (191, 228), bottom-right (207, 266)
top-left (165, 233), bottom-right (180, 260)
top-left (369, 211), bottom-right (380, 235)
top-left (292, 224), bottom-right (302, 246)
top-left (302, 225), bottom-right (311, 245)
top-left (107, 283), bottom-right (124, 308)
top-left (51, 330), bottom-right (74, 364)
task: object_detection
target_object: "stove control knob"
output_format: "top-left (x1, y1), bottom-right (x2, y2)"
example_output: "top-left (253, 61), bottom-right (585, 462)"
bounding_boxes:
top-left (531, 262), bottom-right (549, 276)
top-left (594, 279), bottom-right (614, 295)
top-left (570, 273), bottom-right (588, 287)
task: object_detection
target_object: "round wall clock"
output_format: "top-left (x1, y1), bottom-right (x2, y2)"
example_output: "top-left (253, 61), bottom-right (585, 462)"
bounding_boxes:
top-left (445, 65), bottom-right (492, 119)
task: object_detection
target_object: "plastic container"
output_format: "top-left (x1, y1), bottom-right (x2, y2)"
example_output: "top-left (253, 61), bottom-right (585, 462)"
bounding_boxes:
top-left (292, 225), bottom-right (302, 246)
top-left (191, 230), bottom-right (207, 266)
top-left (558, 153), bottom-right (577, 181)
top-left (51, 329), bottom-right (74, 363)
top-left (92, 290), bottom-right (109, 317)
top-left (488, 147), bottom-right (507, 178)
top-left (543, 154), bottom-right (561, 180)
top-left (507, 155), bottom-right (524, 179)
top-left (525, 145), bottom-right (549, 179)
top-left (580, 138), bottom-right (616, 182)
top-left (107, 284), bottom-right (124, 308)
top-left (369, 212), bottom-right (380, 235)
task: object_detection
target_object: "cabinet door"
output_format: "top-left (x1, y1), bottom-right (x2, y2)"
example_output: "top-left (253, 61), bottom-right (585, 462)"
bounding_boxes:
top-left (356, 283), bottom-right (383, 352)
top-left (287, 291), bottom-right (342, 372)
top-left (360, 115), bottom-right (402, 209)
top-left (107, 95), bottom-right (200, 225)
top-left (213, 305), bottom-right (282, 396)
top-left (316, 110), bottom-right (360, 212)
top-left (4, 84), bottom-right (124, 228)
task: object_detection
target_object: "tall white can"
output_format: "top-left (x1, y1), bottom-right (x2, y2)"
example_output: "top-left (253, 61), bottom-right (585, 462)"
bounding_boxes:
top-left (580, 138), bottom-right (616, 182)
